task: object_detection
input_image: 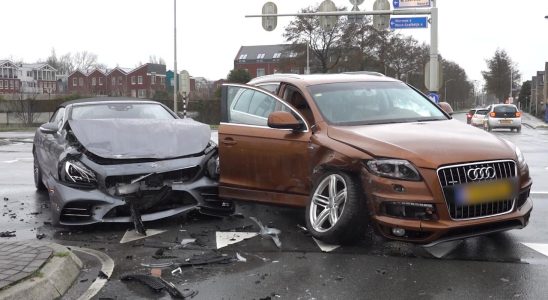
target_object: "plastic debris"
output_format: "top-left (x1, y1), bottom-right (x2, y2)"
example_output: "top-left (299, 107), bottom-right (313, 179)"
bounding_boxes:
top-left (171, 267), bottom-right (182, 275)
top-left (121, 274), bottom-right (197, 299)
top-left (0, 231), bottom-right (16, 238)
top-left (178, 252), bottom-right (233, 267)
top-left (236, 253), bottom-right (247, 262)
top-left (36, 233), bottom-right (46, 240)
top-left (180, 238), bottom-right (196, 246)
top-left (250, 217), bottom-right (282, 248)
top-left (141, 262), bottom-right (175, 268)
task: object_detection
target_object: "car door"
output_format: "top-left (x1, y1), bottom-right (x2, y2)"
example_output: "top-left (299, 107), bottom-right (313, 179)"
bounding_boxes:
top-left (219, 84), bottom-right (312, 206)
top-left (40, 107), bottom-right (67, 181)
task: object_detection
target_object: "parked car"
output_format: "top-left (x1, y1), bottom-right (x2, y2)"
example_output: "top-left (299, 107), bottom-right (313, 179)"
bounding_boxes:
top-left (33, 98), bottom-right (231, 234)
top-left (470, 109), bottom-right (488, 127)
top-left (466, 108), bottom-right (480, 124)
top-left (219, 73), bottom-right (532, 245)
top-left (484, 104), bottom-right (522, 132)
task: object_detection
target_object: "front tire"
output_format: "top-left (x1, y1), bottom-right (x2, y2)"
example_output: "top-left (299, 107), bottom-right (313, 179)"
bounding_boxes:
top-left (33, 154), bottom-right (47, 191)
top-left (305, 171), bottom-right (367, 244)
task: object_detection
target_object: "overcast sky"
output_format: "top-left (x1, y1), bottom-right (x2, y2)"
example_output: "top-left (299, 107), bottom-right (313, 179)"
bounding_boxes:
top-left (2, 0), bottom-right (547, 84)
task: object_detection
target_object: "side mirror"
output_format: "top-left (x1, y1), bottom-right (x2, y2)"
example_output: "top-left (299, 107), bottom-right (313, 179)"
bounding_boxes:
top-left (438, 102), bottom-right (454, 116)
top-left (267, 111), bottom-right (303, 131)
top-left (39, 122), bottom-right (59, 135)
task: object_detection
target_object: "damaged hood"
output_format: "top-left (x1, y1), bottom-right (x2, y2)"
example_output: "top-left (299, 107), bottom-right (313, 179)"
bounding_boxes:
top-left (328, 119), bottom-right (516, 168)
top-left (69, 118), bottom-right (211, 159)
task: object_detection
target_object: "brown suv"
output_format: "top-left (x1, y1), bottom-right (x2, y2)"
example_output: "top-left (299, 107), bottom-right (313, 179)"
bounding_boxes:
top-left (219, 73), bottom-right (532, 245)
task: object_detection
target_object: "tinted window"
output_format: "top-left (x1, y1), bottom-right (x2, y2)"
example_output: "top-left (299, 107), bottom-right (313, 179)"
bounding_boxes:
top-left (257, 83), bottom-right (280, 94)
top-left (71, 103), bottom-right (175, 120)
top-left (494, 105), bottom-right (517, 113)
top-left (308, 81), bottom-right (446, 125)
top-left (476, 110), bottom-right (488, 115)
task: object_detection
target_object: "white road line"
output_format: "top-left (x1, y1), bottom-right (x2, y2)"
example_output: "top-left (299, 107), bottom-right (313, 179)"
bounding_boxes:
top-left (72, 247), bottom-right (115, 300)
top-left (531, 191), bottom-right (548, 195)
top-left (1, 157), bottom-right (32, 163)
top-left (521, 243), bottom-right (548, 258)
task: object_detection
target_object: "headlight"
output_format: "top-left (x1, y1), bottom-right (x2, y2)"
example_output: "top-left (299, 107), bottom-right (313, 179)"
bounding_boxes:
top-left (515, 146), bottom-right (526, 166)
top-left (60, 160), bottom-right (97, 186)
top-left (366, 159), bottom-right (421, 181)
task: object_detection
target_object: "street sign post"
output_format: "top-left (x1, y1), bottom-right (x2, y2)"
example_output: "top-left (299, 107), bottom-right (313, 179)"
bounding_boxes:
top-left (389, 17), bottom-right (428, 29)
top-left (393, 0), bottom-right (431, 9)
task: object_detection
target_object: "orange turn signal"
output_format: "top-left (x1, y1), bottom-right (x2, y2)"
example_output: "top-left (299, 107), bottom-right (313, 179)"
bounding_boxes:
top-left (490, 112), bottom-right (496, 117)
top-left (516, 112), bottom-right (521, 117)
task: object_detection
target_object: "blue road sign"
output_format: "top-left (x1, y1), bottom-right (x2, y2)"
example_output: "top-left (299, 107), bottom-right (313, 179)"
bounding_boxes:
top-left (428, 92), bottom-right (439, 103)
top-left (389, 17), bottom-right (428, 29)
top-left (393, 0), bottom-right (431, 9)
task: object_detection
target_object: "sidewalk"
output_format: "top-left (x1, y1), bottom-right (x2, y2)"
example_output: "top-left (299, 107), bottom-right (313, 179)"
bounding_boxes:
top-left (521, 112), bottom-right (548, 129)
top-left (0, 241), bottom-right (82, 300)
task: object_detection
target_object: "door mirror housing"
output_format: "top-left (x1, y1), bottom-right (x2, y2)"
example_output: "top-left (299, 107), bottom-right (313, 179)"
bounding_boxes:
top-left (438, 102), bottom-right (454, 116)
top-left (267, 111), bottom-right (303, 131)
top-left (39, 122), bottom-right (59, 135)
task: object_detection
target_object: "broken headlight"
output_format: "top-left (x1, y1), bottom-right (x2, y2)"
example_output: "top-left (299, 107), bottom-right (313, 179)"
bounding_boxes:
top-left (60, 160), bottom-right (97, 187)
top-left (366, 159), bottom-right (421, 181)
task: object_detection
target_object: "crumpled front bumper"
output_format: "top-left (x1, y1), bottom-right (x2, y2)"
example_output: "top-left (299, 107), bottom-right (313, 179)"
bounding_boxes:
top-left (49, 151), bottom-right (230, 226)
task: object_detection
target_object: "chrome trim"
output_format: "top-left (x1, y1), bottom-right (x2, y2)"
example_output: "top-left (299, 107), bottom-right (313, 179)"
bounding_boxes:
top-left (220, 122), bottom-right (309, 133)
top-left (436, 160), bottom-right (518, 221)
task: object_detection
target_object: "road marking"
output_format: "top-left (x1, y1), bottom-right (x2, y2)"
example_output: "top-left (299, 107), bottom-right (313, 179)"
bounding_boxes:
top-left (120, 229), bottom-right (166, 243)
top-left (521, 243), bottom-right (548, 258)
top-left (1, 157), bottom-right (32, 163)
top-left (531, 191), bottom-right (548, 195)
top-left (312, 238), bottom-right (340, 252)
top-left (216, 232), bottom-right (258, 249)
top-left (71, 247), bottom-right (114, 300)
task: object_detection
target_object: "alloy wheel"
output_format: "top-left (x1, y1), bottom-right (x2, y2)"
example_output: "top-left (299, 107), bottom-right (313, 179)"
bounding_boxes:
top-left (309, 174), bottom-right (347, 233)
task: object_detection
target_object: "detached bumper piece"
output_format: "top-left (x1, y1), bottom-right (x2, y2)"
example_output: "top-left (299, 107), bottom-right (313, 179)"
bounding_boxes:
top-left (121, 274), bottom-right (198, 299)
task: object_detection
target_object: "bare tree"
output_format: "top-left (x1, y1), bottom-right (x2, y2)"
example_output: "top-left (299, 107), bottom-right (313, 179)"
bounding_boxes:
top-left (9, 93), bottom-right (41, 125)
top-left (73, 51), bottom-right (100, 73)
top-left (149, 55), bottom-right (166, 65)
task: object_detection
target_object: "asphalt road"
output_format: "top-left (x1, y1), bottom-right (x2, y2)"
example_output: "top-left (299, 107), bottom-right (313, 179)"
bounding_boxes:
top-left (1, 115), bottom-right (548, 299)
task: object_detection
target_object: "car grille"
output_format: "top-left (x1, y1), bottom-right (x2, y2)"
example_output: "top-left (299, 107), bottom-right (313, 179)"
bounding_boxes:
top-left (105, 166), bottom-right (200, 188)
top-left (437, 160), bottom-right (516, 220)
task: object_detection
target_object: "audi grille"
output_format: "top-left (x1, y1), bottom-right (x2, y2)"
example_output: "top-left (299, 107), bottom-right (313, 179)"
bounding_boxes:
top-left (437, 160), bottom-right (517, 220)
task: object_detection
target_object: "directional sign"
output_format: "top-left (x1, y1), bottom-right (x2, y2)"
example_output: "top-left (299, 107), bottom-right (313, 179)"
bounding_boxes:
top-left (428, 92), bottom-right (439, 104)
top-left (393, 0), bottom-right (431, 9)
top-left (389, 17), bottom-right (428, 29)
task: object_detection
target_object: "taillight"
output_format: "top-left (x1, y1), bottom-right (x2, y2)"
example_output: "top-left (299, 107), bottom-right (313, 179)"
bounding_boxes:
top-left (466, 114), bottom-right (471, 118)
top-left (516, 112), bottom-right (521, 117)
top-left (490, 112), bottom-right (496, 117)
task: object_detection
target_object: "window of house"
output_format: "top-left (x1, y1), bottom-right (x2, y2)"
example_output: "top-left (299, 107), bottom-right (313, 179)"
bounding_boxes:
top-left (138, 76), bottom-right (143, 84)
top-left (239, 54), bottom-right (248, 60)
top-left (273, 53), bottom-right (281, 59)
top-left (99, 77), bottom-right (103, 85)
top-left (73, 78), bottom-right (77, 86)
top-left (10, 81), bottom-right (14, 89)
top-left (118, 77), bottom-right (123, 85)
top-left (27, 71), bottom-right (32, 77)
top-left (138, 89), bottom-right (146, 98)
top-left (131, 76), bottom-right (136, 85)
top-left (289, 52), bottom-right (297, 58)
top-left (111, 77), bottom-right (116, 86)
top-left (0, 80), bottom-right (3, 89)
top-left (151, 74), bottom-right (156, 84)
top-left (257, 53), bottom-right (265, 60)
top-left (92, 77), bottom-right (96, 86)
top-left (256, 68), bottom-right (266, 77)
top-left (79, 78), bottom-right (84, 86)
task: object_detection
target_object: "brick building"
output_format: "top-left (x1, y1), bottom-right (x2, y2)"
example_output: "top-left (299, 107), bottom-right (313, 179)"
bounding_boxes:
top-left (234, 44), bottom-right (304, 78)
top-left (67, 63), bottom-right (166, 98)
top-left (0, 60), bottom-right (21, 94)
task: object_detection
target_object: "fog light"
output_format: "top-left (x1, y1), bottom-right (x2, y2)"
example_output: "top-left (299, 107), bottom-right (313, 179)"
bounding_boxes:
top-left (392, 227), bottom-right (406, 237)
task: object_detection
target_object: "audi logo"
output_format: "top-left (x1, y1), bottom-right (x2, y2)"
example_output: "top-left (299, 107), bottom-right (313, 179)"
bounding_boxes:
top-left (467, 167), bottom-right (496, 181)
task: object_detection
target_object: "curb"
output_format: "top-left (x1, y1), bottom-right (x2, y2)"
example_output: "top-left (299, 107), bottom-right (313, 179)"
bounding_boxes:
top-left (0, 243), bottom-right (83, 300)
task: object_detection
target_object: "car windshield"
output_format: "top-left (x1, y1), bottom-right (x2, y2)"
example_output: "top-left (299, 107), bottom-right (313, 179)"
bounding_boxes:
top-left (476, 109), bottom-right (488, 115)
top-left (308, 81), bottom-right (447, 125)
top-left (70, 103), bottom-right (175, 120)
top-left (494, 105), bottom-right (517, 113)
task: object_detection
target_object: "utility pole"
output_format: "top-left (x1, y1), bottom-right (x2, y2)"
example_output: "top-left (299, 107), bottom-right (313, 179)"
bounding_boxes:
top-left (428, 0), bottom-right (439, 98)
top-left (173, 0), bottom-right (178, 113)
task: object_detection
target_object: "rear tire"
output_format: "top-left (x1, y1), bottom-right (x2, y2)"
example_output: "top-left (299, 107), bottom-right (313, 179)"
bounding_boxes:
top-left (517, 126), bottom-right (521, 133)
top-left (33, 154), bottom-right (47, 191)
top-left (305, 171), bottom-right (367, 245)
top-left (487, 124), bottom-right (492, 132)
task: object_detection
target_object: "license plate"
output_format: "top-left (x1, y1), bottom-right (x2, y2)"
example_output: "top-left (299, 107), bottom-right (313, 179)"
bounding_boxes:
top-left (454, 181), bottom-right (513, 205)
top-left (499, 120), bottom-right (512, 124)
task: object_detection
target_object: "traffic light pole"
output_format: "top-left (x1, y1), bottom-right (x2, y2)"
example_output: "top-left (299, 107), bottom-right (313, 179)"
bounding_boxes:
top-left (246, 0), bottom-right (440, 95)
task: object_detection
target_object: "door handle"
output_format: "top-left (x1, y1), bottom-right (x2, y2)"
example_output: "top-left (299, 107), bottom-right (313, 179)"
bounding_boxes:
top-left (222, 138), bottom-right (237, 146)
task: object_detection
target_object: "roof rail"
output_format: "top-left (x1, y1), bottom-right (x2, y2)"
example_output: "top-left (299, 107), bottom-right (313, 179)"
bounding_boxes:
top-left (343, 71), bottom-right (386, 77)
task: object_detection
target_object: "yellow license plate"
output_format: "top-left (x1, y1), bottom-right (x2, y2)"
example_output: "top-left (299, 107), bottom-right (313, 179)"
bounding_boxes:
top-left (455, 181), bottom-right (513, 205)
top-left (499, 120), bottom-right (512, 124)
